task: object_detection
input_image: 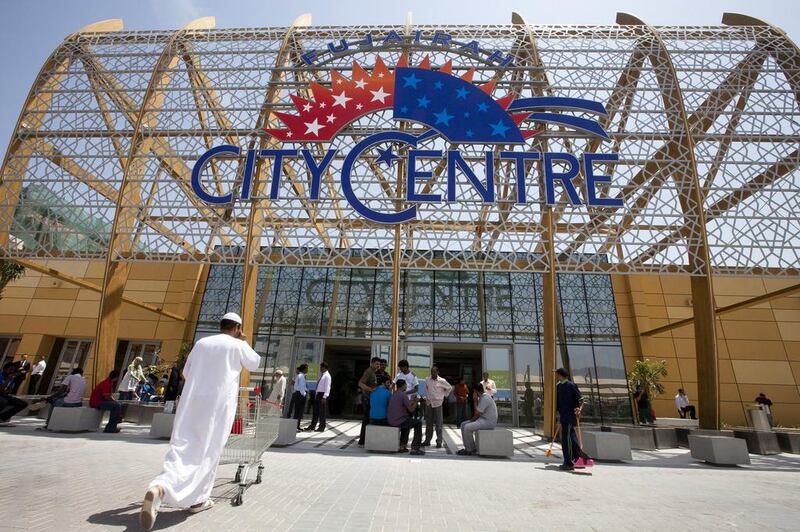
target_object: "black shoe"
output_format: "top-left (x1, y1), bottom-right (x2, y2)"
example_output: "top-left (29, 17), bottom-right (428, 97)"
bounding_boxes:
top-left (410, 449), bottom-right (425, 456)
top-left (558, 464), bottom-right (575, 471)
top-left (315, 428), bottom-right (325, 432)
top-left (421, 441), bottom-right (430, 447)
top-left (436, 442), bottom-right (443, 449)
top-left (303, 426), bottom-right (315, 432)
top-left (456, 449), bottom-right (473, 456)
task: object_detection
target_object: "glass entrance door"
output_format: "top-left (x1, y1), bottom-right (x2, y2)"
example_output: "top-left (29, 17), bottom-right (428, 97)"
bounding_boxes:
top-left (48, 339), bottom-right (92, 393)
top-left (290, 338), bottom-right (324, 408)
top-left (120, 341), bottom-right (161, 373)
top-left (403, 342), bottom-right (432, 396)
top-left (482, 345), bottom-right (514, 425)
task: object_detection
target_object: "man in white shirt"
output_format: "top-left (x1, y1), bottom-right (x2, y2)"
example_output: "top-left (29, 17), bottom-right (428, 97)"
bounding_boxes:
top-left (305, 362), bottom-right (331, 432)
top-left (28, 355), bottom-right (47, 395)
top-left (286, 364), bottom-right (309, 430)
top-left (394, 360), bottom-right (420, 419)
top-left (423, 365), bottom-right (453, 448)
top-left (267, 370), bottom-right (286, 405)
top-left (44, 367), bottom-right (85, 429)
top-left (481, 373), bottom-right (497, 397)
top-left (457, 382), bottom-right (498, 456)
top-left (674, 388), bottom-right (697, 420)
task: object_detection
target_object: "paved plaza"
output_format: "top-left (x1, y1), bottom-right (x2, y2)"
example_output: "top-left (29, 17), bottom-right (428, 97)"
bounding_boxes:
top-left (1, 416), bottom-right (799, 531)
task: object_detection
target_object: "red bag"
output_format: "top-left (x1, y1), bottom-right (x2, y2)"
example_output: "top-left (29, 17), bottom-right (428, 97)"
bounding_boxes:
top-left (231, 416), bottom-right (243, 434)
top-left (650, 408), bottom-right (657, 421)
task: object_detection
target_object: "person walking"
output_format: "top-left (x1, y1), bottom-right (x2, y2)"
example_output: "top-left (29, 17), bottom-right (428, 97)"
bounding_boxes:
top-left (454, 376), bottom-right (469, 427)
top-left (457, 382), bottom-right (498, 456)
top-left (28, 355), bottom-right (46, 395)
top-left (357, 357), bottom-right (381, 446)
top-left (118, 356), bottom-right (147, 401)
top-left (139, 312), bottom-right (260, 530)
top-left (481, 372), bottom-right (497, 398)
top-left (555, 367), bottom-right (592, 471)
top-left (305, 362), bottom-right (331, 432)
top-left (423, 365), bottom-right (452, 448)
top-left (286, 364), bottom-right (309, 431)
top-left (674, 389), bottom-right (697, 420)
top-left (634, 385), bottom-right (654, 425)
top-left (267, 369), bottom-right (286, 406)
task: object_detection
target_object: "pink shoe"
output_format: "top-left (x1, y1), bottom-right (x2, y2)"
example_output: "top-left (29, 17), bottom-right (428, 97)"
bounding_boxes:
top-left (584, 458), bottom-right (595, 467)
top-left (574, 457), bottom-right (586, 468)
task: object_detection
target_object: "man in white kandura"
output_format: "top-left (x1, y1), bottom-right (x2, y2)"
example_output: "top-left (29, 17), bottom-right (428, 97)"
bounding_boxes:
top-left (139, 312), bottom-right (260, 530)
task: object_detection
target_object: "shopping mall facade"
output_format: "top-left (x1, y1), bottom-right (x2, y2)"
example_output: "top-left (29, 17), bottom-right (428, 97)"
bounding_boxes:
top-left (1, 12), bottom-right (799, 432)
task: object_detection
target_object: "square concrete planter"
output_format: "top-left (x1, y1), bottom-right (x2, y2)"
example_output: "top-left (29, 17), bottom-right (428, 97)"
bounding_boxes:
top-left (610, 426), bottom-right (656, 450)
top-left (476, 429), bottom-right (514, 457)
top-left (733, 430), bottom-right (780, 455)
top-left (689, 435), bottom-right (750, 465)
top-left (272, 418), bottom-right (298, 446)
top-left (149, 412), bottom-right (175, 439)
top-left (583, 431), bottom-right (632, 461)
top-left (48, 407), bottom-right (102, 432)
top-left (653, 427), bottom-right (679, 449)
top-left (775, 432), bottom-right (800, 454)
top-left (365, 425), bottom-right (400, 452)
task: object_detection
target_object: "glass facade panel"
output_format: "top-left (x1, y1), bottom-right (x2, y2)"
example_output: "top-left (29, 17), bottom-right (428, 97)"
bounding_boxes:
top-left (484, 345), bottom-right (513, 424)
top-left (193, 266), bottom-right (633, 425)
top-left (514, 343), bottom-right (543, 428)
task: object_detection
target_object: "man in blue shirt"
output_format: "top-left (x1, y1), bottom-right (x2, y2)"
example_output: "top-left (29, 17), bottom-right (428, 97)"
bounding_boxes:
top-left (369, 377), bottom-right (393, 424)
top-left (555, 367), bottom-right (592, 470)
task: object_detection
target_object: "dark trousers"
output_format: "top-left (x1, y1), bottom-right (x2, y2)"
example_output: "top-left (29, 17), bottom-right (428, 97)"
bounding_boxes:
top-left (424, 403), bottom-right (443, 445)
top-left (95, 400), bottom-right (122, 432)
top-left (638, 404), bottom-right (654, 424)
top-left (397, 418), bottom-right (423, 450)
top-left (0, 395), bottom-right (28, 421)
top-left (456, 402), bottom-right (467, 427)
top-left (287, 391), bottom-right (306, 429)
top-left (560, 421), bottom-right (588, 466)
top-left (358, 395), bottom-right (370, 445)
top-left (28, 374), bottom-right (41, 395)
top-left (679, 405), bottom-right (697, 420)
top-left (307, 392), bottom-right (327, 430)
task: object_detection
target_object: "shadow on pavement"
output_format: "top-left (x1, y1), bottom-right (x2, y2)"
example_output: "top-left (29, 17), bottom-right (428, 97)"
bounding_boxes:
top-left (86, 502), bottom-right (190, 531)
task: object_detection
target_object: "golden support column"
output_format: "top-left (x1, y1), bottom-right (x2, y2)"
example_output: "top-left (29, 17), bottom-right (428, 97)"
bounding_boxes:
top-left (542, 207), bottom-right (557, 439)
top-left (389, 227), bottom-right (403, 372)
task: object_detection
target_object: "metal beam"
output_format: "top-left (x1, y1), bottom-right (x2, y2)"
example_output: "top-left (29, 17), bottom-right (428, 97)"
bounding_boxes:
top-left (94, 17), bottom-right (216, 391)
top-left (618, 13), bottom-right (719, 430)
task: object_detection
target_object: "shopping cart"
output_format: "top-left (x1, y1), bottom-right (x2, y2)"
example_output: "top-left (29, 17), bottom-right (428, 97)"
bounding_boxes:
top-left (220, 386), bottom-right (282, 506)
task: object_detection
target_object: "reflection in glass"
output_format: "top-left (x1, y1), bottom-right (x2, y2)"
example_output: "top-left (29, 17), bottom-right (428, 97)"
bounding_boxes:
top-left (484, 345), bottom-right (513, 424)
top-left (514, 343), bottom-right (543, 428)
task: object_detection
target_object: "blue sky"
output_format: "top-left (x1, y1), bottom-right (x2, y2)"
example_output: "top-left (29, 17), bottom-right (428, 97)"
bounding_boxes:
top-left (0, 0), bottom-right (797, 158)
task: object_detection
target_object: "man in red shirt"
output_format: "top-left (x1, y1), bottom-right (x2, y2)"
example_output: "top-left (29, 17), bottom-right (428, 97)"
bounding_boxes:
top-left (90, 369), bottom-right (122, 433)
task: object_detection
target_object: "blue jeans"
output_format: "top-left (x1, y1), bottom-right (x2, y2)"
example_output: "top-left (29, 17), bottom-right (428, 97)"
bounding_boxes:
top-left (95, 401), bottom-right (122, 432)
top-left (45, 398), bottom-right (81, 428)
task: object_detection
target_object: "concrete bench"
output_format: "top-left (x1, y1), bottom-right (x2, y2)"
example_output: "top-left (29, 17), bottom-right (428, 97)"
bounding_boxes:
top-left (583, 431), bottom-right (632, 461)
top-left (655, 417), bottom-right (699, 428)
top-left (272, 418), bottom-right (299, 446)
top-left (676, 428), bottom-right (733, 448)
top-left (610, 426), bottom-right (656, 450)
top-left (36, 404), bottom-right (51, 420)
top-left (733, 430), bottom-right (780, 455)
top-left (149, 413), bottom-right (175, 439)
top-left (123, 403), bottom-right (161, 424)
top-left (689, 435), bottom-right (750, 465)
top-left (776, 432), bottom-right (800, 454)
top-left (365, 424), bottom-right (400, 452)
top-left (48, 407), bottom-right (102, 433)
top-left (653, 427), bottom-right (679, 449)
top-left (476, 429), bottom-right (514, 458)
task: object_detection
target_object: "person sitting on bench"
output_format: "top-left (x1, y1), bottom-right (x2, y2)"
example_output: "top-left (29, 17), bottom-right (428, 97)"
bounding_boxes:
top-left (674, 389), bottom-right (697, 420)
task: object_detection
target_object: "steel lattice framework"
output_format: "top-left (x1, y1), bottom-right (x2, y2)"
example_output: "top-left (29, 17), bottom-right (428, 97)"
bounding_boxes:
top-left (1, 14), bottom-right (799, 277)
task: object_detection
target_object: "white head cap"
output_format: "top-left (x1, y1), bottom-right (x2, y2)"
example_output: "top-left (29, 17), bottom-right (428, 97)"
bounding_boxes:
top-left (221, 312), bottom-right (243, 325)
top-left (274, 369), bottom-right (283, 376)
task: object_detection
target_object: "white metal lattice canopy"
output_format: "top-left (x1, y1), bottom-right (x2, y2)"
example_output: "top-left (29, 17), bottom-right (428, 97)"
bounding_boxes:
top-left (1, 15), bottom-right (798, 276)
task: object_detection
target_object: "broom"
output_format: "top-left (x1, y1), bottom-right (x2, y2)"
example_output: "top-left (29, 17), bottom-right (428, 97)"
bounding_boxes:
top-left (544, 423), bottom-right (560, 457)
top-left (574, 411), bottom-right (594, 467)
